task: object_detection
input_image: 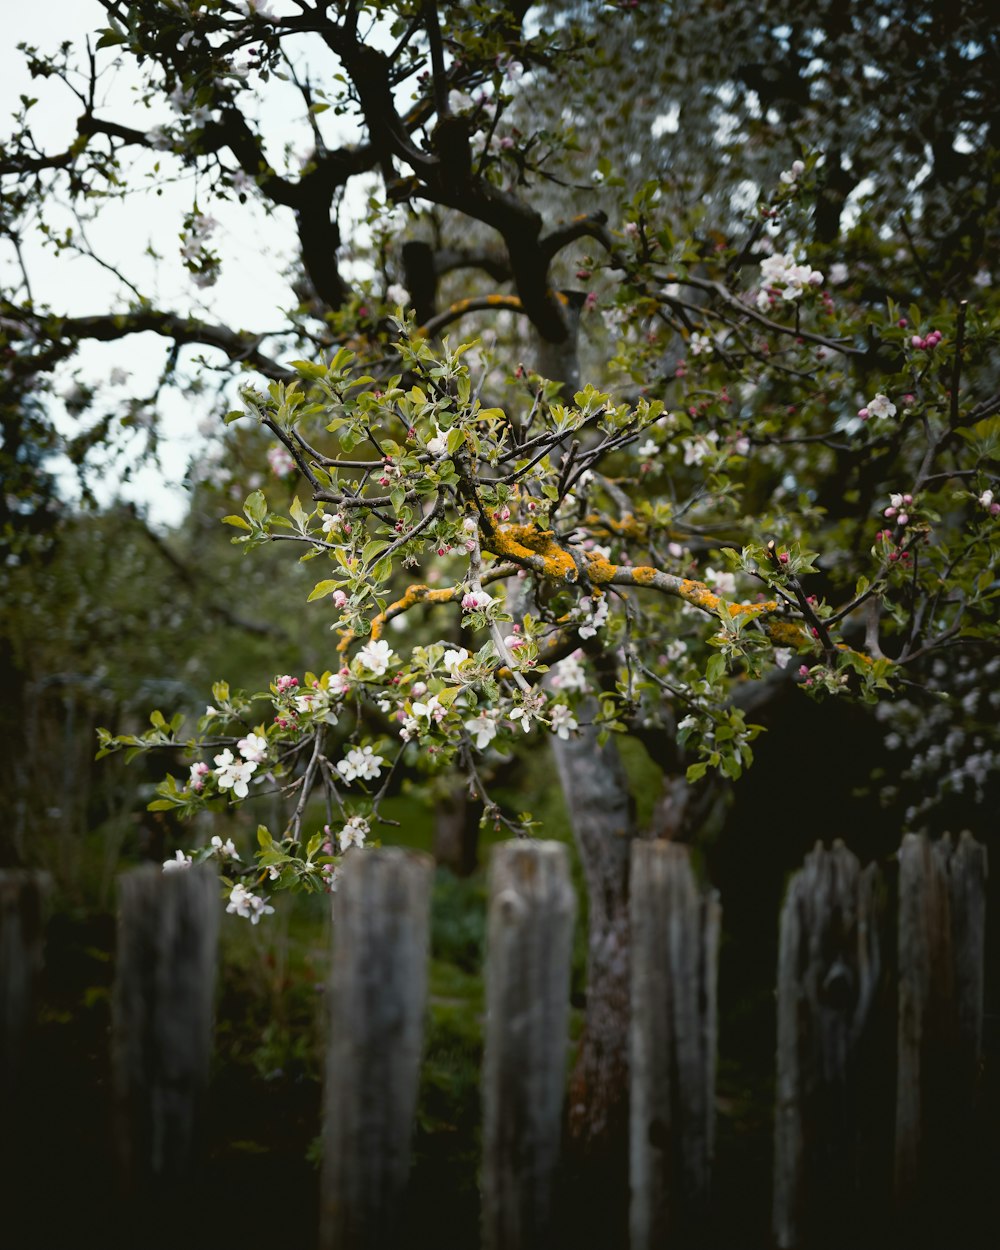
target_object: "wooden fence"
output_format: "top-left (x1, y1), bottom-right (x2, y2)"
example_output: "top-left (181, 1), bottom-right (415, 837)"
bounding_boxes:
top-left (0, 831), bottom-right (988, 1249)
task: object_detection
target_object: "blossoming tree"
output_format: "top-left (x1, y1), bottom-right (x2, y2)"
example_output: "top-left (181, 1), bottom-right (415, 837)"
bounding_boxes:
top-left (4, 0), bottom-right (999, 1191)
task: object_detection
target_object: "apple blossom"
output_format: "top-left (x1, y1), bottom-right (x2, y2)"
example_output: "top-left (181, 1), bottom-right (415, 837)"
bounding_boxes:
top-left (336, 746), bottom-right (385, 782)
top-left (237, 732), bottom-right (268, 763)
top-left (865, 393), bottom-right (897, 421)
top-left (338, 816), bottom-right (369, 850)
top-left (464, 713), bottom-right (498, 750)
top-left (461, 590), bottom-right (494, 612)
top-left (213, 748), bottom-right (258, 798)
top-left (357, 639), bottom-right (393, 675)
top-left (163, 850), bottom-right (193, 872)
top-left (226, 883), bottom-right (275, 925)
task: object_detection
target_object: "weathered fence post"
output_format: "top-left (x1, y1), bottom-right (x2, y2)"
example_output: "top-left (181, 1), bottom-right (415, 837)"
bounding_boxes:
top-left (895, 831), bottom-right (987, 1246)
top-left (629, 840), bottom-right (720, 1250)
top-left (319, 848), bottom-right (434, 1250)
top-left (772, 841), bottom-right (888, 1250)
top-left (481, 840), bottom-right (576, 1250)
top-left (111, 864), bottom-right (219, 1223)
top-left (0, 870), bottom-right (48, 1107)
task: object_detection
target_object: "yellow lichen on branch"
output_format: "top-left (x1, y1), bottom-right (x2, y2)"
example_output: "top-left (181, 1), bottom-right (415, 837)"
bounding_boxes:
top-left (336, 583), bottom-right (459, 652)
top-left (486, 524), bottom-right (579, 580)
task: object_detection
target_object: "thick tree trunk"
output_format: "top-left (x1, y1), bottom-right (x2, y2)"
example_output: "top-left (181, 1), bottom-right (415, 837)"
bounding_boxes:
top-left (551, 717), bottom-right (637, 1243)
top-left (432, 784), bottom-right (481, 876)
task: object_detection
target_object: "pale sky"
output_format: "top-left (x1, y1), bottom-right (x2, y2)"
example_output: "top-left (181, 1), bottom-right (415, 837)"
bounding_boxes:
top-left (2, 1), bottom-right (373, 525)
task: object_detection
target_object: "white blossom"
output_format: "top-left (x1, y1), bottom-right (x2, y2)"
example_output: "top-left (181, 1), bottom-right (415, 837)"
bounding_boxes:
top-left (210, 835), bottom-right (240, 861)
top-left (213, 748), bottom-right (258, 798)
top-left (978, 489), bottom-right (994, 508)
top-left (551, 652), bottom-right (588, 692)
top-left (357, 639), bottom-right (393, 675)
top-left (386, 282), bottom-right (409, 307)
top-left (336, 746), bottom-right (385, 783)
top-left (426, 426), bottom-right (449, 455)
top-left (237, 732), bottom-right (268, 763)
top-left (578, 594), bottom-right (610, 639)
top-left (441, 647), bottom-right (470, 676)
top-left (866, 393), bottom-right (897, 421)
top-left (461, 590), bottom-right (494, 612)
top-left (338, 816), bottom-right (369, 851)
top-left (226, 883), bottom-right (275, 924)
top-left (703, 567), bottom-right (737, 597)
top-left (162, 850), bottom-right (192, 872)
top-left (549, 704), bottom-right (579, 740)
top-left (464, 713), bottom-right (498, 750)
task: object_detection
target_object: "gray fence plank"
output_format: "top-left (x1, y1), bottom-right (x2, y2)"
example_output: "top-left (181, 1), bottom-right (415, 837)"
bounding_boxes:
top-left (772, 841), bottom-right (887, 1250)
top-left (319, 848), bottom-right (434, 1250)
top-left (0, 870), bottom-right (48, 1106)
top-left (895, 831), bottom-right (988, 1246)
top-left (629, 840), bottom-right (720, 1250)
top-left (482, 840), bottom-right (576, 1250)
top-left (111, 864), bottom-right (219, 1195)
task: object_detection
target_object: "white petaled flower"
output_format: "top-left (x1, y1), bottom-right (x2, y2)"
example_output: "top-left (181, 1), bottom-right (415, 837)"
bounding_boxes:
top-left (210, 835), bottom-right (240, 861)
top-left (226, 883), bottom-right (275, 925)
top-left (828, 262), bottom-right (849, 286)
top-left (399, 715), bottom-right (420, 742)
top-left (336, 746), bottom-right (385, 783)
top-left (638, 438), bottom-right (658, 457)
top-left (386, 282), bottom-right (409, 307)
top-left (866, 393), bottom-right (897, 421)
top-left (578, 594), bottom-right (610, 639)
top-left (412, 695), bottom-right (446, 724)
top-left (550, 652), bottom-right (588, 692)
top-left (357, 639), bottom-right (394, 676)
top-left (703, 568), bottom-right (737, 597)
top-left (464, 713), bottom-right (498, 750)
top-left (237, 732), bottom-right (268, 763)
top-left (329, 672), bottom-right (352, 696)
top-left (163, 850), bottom-right (193, 872)
top-left (426, 426), bottom-right (449, 455)
top-left (689, 331), bottom-right (713, 357)
top-left (779, 159), bottom-right (805, 185)
top-left (441, 647), bottom-right (469, 676)
top-left (188, 761), bottom-right (210, 791)
top-left (978, 489), bottom-right (994, 508)
top-left (773, 648), bottom-right (793, 670)
top-left (664, 639), bottom-right (687, 663)
top-left (549, 704), bottom-right (579, 741)
top-left (213, 748), bottom-right (258, 799)
top-left (677, 715), bottom-right (699, 733)
top-left (461, 590), bottom-right (494, 612)
top-left (338, 816), bottom-right (369, 851)
top-left (321, 512), bottom-right (343, 534)
top-left (508, 705), bottom-right (535, 733)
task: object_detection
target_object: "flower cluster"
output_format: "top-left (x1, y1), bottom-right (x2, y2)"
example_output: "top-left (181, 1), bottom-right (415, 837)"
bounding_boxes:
top-left (226, 883), bottom-right (275, 925)
top-left (757, 252), bottom-right (823, 307)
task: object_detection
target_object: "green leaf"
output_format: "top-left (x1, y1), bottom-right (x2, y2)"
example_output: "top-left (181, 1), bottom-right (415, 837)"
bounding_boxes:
top-left (222, 514), bottom-right (252, 530)
top-left (686, 761), bottom-right (709, 783)
top-left (307, 579), bottom-right (341, 602)
top-left (257, 825), bottom-right (273, 850)
top-left (244, 489), bottom-right (267, 524)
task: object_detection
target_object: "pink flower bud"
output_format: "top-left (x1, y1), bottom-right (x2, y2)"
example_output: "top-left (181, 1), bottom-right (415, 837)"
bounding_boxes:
top-left (858, 408), bottom-right (870, 420)
top-left (911, 335), bottom-right (924, 349)
top-left (897, 513), bottom-right (909, 526)
top-left (884, 506), bottom-right (897, 518)
top-left (798, 665), bottom-right (810, 677)
top-left (903, 494), bottom-right (913, 505)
